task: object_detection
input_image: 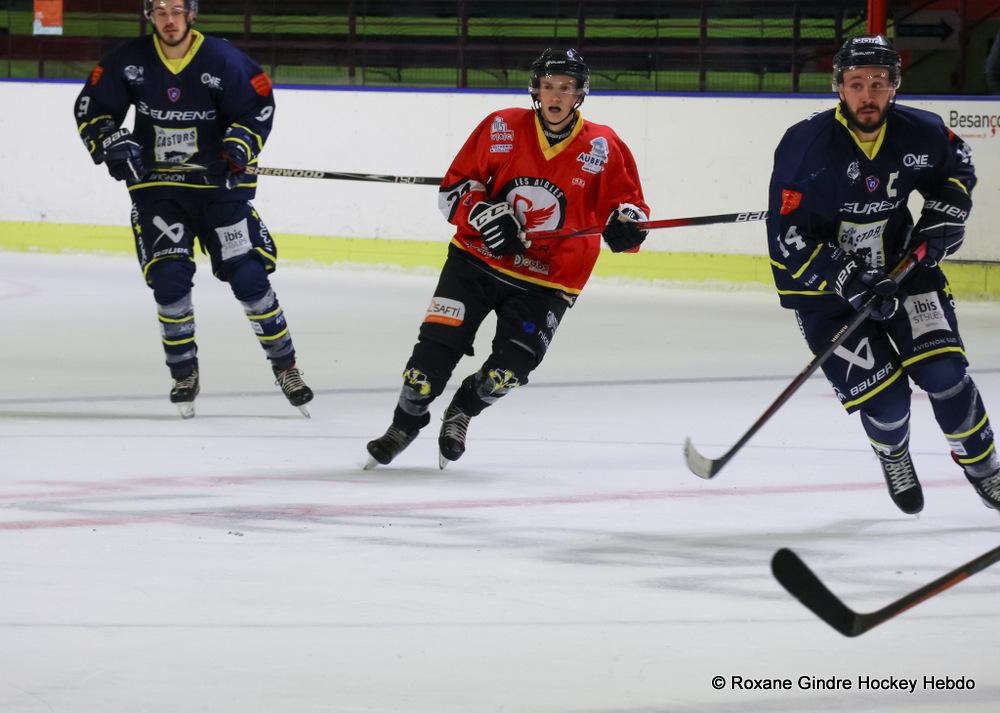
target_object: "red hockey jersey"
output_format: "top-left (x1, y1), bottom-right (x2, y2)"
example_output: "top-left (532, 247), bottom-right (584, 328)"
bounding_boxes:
top-left (438, 107), bottom-right (648, 294)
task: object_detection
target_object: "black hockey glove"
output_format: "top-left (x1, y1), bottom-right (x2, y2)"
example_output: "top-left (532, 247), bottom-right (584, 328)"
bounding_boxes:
top-left (602, 204), bottom-right (648, 253)
top-left (469, 199), bottom-right (528, 257)
top-left (101, 129), bottom-right (144, 183)
top-left (914, 195), bottom-right (970, 267)
top-left (221, 135), bottom-right (251, 190)
top-left (833, 257), bottom-right (899, 321)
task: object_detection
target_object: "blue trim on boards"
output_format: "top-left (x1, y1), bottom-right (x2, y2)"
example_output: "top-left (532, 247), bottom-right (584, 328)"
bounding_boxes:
top-left (3, 77), bottom-right (999, 102)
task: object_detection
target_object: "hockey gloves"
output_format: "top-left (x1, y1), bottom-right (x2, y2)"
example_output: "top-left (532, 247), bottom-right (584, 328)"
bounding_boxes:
top-left (100, 129), bottom-right (145, 183)
top-left (833, 257), bottom-right (899, 321)
top-left (914, 193), bottom-right (970, 267)
top-left (602, 204), bottom-right (648, 253)
top-left (469, 199), bottom-right (529, 257)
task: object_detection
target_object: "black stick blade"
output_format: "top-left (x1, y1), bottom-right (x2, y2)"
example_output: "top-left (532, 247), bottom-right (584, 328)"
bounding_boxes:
top-left (771, 548), bottom-right (861, 637)
top-left (683, 437), bottom-right (722, 479)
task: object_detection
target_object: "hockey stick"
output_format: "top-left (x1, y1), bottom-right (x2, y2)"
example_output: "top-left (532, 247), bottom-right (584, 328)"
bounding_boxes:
top-left (526, 210), bottom-right (768, 241)
top-left (683, 242), bottom-right (927, 479)
top-left (147, 163), bottom-right (442, 185)
top-left (244, 166), bottom-right (442, 185)
top-left (772, 544), bottom-right (1000, 637)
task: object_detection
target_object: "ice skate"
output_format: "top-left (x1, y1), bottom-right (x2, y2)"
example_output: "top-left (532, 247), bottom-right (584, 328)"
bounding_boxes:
top-left (273, 363), bottom-right (313, 417)
top-left (438, 404), bottom-right (471, 470)
top-left (170, 368), bottom-right (200, 419)
top-left (967, 469), bottom-right (1000, 512)
top-left (873, 447), bottom-right (923, 514)
top-left (364, 424), bottom-right (419, 469)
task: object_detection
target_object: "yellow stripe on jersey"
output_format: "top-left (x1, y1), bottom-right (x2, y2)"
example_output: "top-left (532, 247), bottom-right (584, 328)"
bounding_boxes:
top-left (154, 29), bottom-right (205, 75)
top-left (535, 111), bottom-right (585, 161)
top-left (835, 105), bottom-right (887, 160)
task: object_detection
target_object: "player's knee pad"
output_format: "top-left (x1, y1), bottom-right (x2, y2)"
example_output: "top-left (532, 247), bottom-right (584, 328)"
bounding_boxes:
top-left (148, 258), bottom-right (195, 305)
top-left (907, 356), bottom-right (967, 395)
top-left (226, 255), bottom-right (271, 303)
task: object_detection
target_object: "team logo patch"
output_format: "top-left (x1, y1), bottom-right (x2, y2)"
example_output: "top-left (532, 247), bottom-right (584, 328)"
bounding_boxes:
top-left (865, 176), bottom-right (880, 192)
top-left (124, 65), bottom-right (144, 86)
top-left (167, 87), bottom-right (181, 102)
top-left (153, 125), bottom-right (198, 165)
top-left (425, 296), bottom-right (465, 327)
top-left (201, 72), bottom-right (222, 89)
top-left (847, 161), bottom-right (860, 180)
top-left (250, 72), bottom-right (272, 96)
top-left (89, 64), bottom-right (104, 85)
top-left (577, 137), bottom-right (609, 175)
top-left (489, 115), bottom-right (514, 152)
top-left (216, 219), bottom-right (252, 261)
top-left (904, 291), bottom-right (950, 339)
top-left (780, 189), bottom-right (802, 215)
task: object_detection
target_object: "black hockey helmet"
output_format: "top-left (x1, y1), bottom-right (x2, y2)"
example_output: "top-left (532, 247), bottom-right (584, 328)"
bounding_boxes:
top-left (529, 48), bottom-right (591, 97)
top-left (144, 0), bottom-right (199, 22)
top-left (832, 35), bottom-right (901, 90)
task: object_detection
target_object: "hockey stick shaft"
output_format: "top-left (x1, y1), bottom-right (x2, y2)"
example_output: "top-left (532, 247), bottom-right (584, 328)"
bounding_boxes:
top-left (527, 211), bottom-right (768, 241)
top-left (244, 166), bottom-right (442, 185)
top-left (772, 544), bottom-right (1000, 637)
top-left (684, 242), bottom-right (927, 479)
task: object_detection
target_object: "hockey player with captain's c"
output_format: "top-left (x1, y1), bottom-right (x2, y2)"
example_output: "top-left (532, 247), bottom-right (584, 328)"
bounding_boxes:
top-left (365, 48), bottom-right (651, 470)
top-left (767, 34), bottom-right (998, 514)
top-left (74, 0), bottom-right (314, 418)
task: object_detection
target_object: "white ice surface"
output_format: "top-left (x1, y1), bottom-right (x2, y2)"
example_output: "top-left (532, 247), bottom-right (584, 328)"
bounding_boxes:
top-left (1, 252), bottom-right (999, 712)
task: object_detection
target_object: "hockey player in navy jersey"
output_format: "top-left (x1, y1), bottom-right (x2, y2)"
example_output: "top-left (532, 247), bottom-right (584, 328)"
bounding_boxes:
top-left (767, 35), bottom-right (998, 514)
top-left (73, 0), bottom-right (313, 418)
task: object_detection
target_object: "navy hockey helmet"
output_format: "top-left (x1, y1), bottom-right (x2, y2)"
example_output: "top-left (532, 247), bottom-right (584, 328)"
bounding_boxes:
top-left (832, 35), bottom-right (901, 91)
top-left (144, 0), bottom-right (199, 22)
top-left (529, 48), bottom-right (591, 98)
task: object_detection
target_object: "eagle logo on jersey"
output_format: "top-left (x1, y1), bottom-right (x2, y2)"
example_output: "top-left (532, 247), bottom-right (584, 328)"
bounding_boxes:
top-left (500, 177), bottom-right (566, 232)
top-left (847, 161), bottom-right (861, 180)
top-left (513, 194), bottom-right (557, 230)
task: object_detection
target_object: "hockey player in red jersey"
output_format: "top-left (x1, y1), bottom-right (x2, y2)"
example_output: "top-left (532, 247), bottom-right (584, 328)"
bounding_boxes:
top-left (365, 48), bottom-right (650, 469)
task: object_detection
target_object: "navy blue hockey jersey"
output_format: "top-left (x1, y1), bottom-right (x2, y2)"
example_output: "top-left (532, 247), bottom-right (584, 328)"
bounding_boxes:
top-left (74, 30), bottom-right (275, 200)
top-left (766, 104), bottom-right (975, 310)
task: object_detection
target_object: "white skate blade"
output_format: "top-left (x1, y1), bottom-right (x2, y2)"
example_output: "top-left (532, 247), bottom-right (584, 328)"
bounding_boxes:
top-left (176, 402), bottom-right (195, 419)
top-left (297, 405), bottom-right (311, 418)
top-left (438, 453), bottom-right (450, 470)
top-left (363, 455), bottom-right (380, 470)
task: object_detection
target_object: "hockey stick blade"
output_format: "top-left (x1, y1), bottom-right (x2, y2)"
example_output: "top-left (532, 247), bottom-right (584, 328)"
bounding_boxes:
top-left (772, 544), bottom-right (1000, 637)
top-left (682, 437), bottom-right (725, 479)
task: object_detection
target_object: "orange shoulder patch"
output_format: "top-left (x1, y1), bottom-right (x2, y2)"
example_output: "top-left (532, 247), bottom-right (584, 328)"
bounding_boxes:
top-left (89, 64), bottom-right (104, 86)
top-left (780, 189), bottom-right (803, 215)
top-left (250, 72), bottom-right (272, 97)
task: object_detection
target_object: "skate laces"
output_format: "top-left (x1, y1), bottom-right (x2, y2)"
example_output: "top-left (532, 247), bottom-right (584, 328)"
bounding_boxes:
top-left (441, 408), bottom-right (470, 443)
top-left (275, 366), bottom-right (306, 394)
top-left (172, 370), bottom-right (198, 392)
top-left (973, 471), bottom-right (1000, 500)
top-left (382, 424), bottom-right (416, 449)
top-left (883, 456), bottom-right (918, 494)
